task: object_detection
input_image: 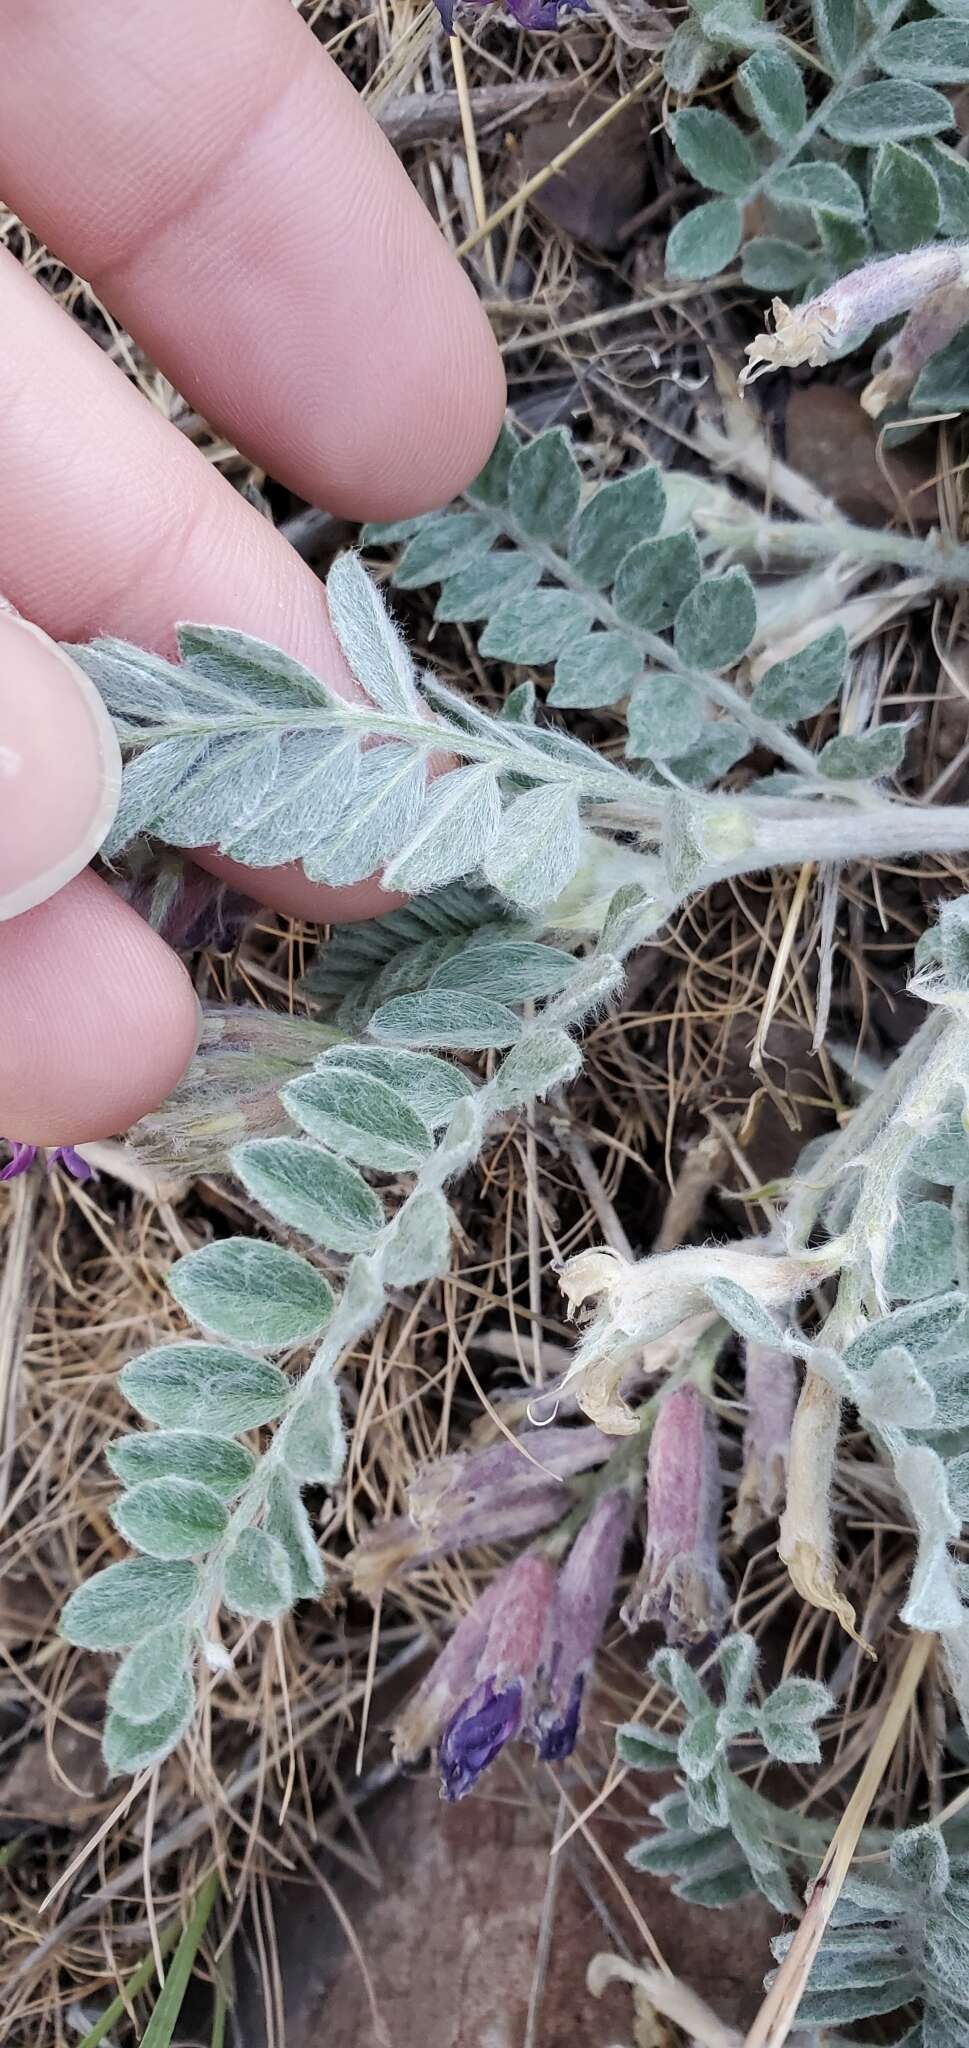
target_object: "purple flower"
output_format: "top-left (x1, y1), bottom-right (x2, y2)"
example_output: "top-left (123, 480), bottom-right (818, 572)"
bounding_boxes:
top-left (47, 1146), bottom-right (95, 1183)
top-left (128, 1006), bottom-right (341, 1174)
top-left (434, 0), bottom-right (588, 34)
top-left (531, 1490), bottom-right (628, 1761)
top-left (0, 1142), bottom-right (39, 1182)
top-left (622, 1384), bottom-right (728, 1645)
top-left (439, 1677), bottom-right (524, 1800)
top-left (393, 1552), bottom-right (556, 1799)
top-left (0, 1141), bottom-right (94, 1184)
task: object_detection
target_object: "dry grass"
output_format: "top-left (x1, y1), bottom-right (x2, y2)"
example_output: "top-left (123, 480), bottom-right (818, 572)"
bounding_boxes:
top-left (3, 0), bottom-right (969, 2039)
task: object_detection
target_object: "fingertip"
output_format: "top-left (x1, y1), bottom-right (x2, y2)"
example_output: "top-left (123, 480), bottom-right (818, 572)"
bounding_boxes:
top-left (0, 871), bottom-right (200, 1142)
top-left (313, 243), bottom-right (508, 521)
top-left (197, 848), bottom-right (405, 924)
top-left (0, 609), bottom-right (121, 920)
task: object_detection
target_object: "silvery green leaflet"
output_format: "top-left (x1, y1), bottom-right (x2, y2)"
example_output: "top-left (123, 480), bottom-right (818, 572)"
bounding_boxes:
top-left (61, 420), bottom-right (969, 1795)
top-left (660, 0), bottom-right (969, 409)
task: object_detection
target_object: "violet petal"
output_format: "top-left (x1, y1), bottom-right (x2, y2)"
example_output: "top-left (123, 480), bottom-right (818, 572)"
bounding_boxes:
top-left (0, 1142), bottom-right (39, 1182)
top-left (536, 1672), bottom-right (584, 1762)
top-left (439, 1676), bottom-right (523, 1800)
top-left (47, 1146), bottom-right (95, 1183)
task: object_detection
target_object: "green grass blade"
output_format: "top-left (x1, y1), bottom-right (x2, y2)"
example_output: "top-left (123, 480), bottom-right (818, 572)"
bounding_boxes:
top-left (75, 1908), bottom-right (185, 2048)
top-left (140, 1868), bottom-right (220, 2048)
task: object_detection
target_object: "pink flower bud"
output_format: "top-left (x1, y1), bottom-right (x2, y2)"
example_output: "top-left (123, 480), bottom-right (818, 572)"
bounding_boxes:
top-left (393, 1553), bottom-right (557, 1800)
top-left (1, 1141), bottom-right (94, 1183)
top-left (531, 1489), bottom-right (628, 1761)
top-left (392, 1576), bottom-right (504, 1766)
top-left (622, 1384), bottom-right (727, 1644)
top-left (350, 1426), bottom-right (612, 1599)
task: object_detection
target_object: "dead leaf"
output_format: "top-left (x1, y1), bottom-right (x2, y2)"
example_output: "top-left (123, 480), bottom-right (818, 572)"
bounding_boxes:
top-left (521, 95), bottom-right (648, 252)
top-left (785, 386), bottom-right (937, 530)
top-left (1, 1712), bottom-right (107, 1827)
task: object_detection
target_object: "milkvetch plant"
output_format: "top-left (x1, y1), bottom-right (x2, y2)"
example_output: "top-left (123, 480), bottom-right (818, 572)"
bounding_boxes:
top-left (55, 416), bottom-right (969, 1860)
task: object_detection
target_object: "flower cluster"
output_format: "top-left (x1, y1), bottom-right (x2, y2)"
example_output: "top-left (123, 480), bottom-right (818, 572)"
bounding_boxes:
top-left (1, 1140), bottom-right (93, 1184)
top-left (394, 1490), bottom-right (627, 1799)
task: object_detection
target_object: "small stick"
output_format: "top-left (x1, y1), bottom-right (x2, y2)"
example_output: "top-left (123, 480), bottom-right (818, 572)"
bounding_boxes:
top-left (557, 1120), bottom-right (634, 1262)
top-left (450, 30), bottom-right (496, 285)
top-left (743, 1629), bottom-right (934, 2048)
top-left (0, 1174), bottom-right (37, 1516)
top-left (456, 70), bottom-right (658, 260)
top-left (747, 859), bottom-right (815, 1131)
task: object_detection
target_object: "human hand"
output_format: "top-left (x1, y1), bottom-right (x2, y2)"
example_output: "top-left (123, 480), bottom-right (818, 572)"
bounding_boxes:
top-left (0, 0), bottom-right (505, 1153)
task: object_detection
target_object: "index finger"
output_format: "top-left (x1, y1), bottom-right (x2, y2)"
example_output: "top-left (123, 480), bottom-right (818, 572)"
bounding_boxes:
top-left (0, 0), bottom-right (504, 519)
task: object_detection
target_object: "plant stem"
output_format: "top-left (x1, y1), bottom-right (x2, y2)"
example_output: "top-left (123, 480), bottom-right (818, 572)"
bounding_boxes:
top-left (707, 515), bottom-right (969, 585)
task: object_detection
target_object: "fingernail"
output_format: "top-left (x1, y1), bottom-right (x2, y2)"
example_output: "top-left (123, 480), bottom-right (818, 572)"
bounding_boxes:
top-left (0, 612), bottom-right (122, 922)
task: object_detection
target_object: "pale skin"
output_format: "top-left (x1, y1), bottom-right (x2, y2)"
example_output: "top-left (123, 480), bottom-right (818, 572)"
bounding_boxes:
top-left (0, 0), bottom-right (506, 1144)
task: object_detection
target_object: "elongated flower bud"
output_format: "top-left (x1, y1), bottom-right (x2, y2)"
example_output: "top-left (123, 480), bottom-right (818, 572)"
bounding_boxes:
top-left (393, 1576), bottom-right (504, 1766)
top-left (407, 1426), bottom-right (613, 1539)
top-left (437, 1553), bottom-right (556, 1801)
top-left (531, 1490), bottom-right (628, 1762)
top-left (433, 0), bottom-right (587, 30)
top-left (733, 1343), bottom-right (796, 1537)
top-left (863, 276), bottom-right (969, 419)
top-left (622, 1384), bottom-right (727, 1644)
top-left (128, 1006), bottom-right (341, 1172)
